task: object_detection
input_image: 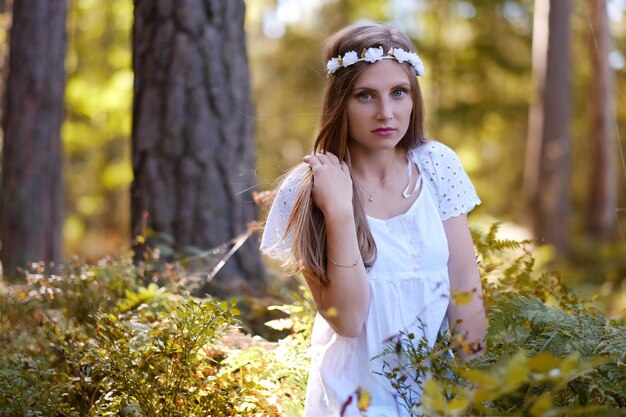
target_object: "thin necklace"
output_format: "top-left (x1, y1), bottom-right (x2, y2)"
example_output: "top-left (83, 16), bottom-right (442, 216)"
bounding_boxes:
top-left (352, 155), bottom-right (398, 203)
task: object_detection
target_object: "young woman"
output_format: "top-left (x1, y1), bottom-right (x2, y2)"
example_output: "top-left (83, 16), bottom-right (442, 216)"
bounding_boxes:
top-left (260, 22), bottom-right (486, 417)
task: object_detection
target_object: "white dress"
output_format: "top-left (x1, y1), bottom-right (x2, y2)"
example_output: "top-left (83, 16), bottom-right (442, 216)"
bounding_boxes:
top-left (260, 141), bottom-right (480, 417)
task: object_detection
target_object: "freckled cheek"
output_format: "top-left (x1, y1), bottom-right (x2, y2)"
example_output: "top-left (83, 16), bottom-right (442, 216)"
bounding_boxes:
top-left (348, 105), bottom-right (375, 124)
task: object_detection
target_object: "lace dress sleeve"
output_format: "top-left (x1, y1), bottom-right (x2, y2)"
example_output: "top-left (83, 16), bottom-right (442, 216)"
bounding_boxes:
top-left (415, 141), bottom-right (481, 221)
top-left (259, 163), bottom-right (308, 262)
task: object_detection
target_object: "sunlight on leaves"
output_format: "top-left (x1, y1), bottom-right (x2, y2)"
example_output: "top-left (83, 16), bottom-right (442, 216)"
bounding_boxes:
top-left (356, 386), bottom-right (371, 411)
top-left (421, 378), bottom-right (447, 412)
top-left (504, 350), bottom-right (530, 390)
top-left (528, 351), bottom-right (561, 373)
top-left (529, 392), bottom-right (553, 417)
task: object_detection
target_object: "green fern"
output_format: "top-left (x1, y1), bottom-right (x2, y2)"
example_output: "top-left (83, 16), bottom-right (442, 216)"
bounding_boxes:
top-left (380, 225), bottom-right (626, 416)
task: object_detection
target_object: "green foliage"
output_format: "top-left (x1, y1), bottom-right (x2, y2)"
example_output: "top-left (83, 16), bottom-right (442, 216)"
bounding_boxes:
top-left (0, 255), bottom-right (309, 416)
top-left (561, 238), bottom-right (626, 289)
top-left (374, 224), bottom-right (626, 416)
top-left (89, 296), bottom-right (240, 416)
top-left (265, 285), bottom-right (316, 337)
top-left (374, 325), bottom-right (464, 414)
top-left (2, 224), bottom-right (625, 416)
top-left (0, 258), bottom-right (138, 416)
top-left (63, 0), bottom-right (133, 259)
top-left (0, 355), bottom-right (79, 417)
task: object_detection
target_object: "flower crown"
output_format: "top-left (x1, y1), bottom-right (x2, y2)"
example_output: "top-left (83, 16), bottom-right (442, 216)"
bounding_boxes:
top-left (326, 46), bottom-right (425, 76)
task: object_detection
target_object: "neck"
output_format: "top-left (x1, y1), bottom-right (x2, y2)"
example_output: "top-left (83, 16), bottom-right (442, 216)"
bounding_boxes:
top-left (349, 146), bottom-right (405, 181)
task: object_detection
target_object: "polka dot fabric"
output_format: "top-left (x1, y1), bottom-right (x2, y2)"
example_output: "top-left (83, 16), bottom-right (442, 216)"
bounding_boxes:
top-left (259, 163), bottom-right (308, 262)
top-left (412, 141), bottom-right (481, 221)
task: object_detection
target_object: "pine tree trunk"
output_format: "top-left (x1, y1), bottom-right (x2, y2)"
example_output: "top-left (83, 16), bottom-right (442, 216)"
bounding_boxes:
top-left (131, 0), bottom-right (264, 293)
top-left (0, 0), bottom-right (66, 280)
top-left (587, 0), bottom-right (616, 241)
top-left (524, 0), bottom-right (572, 257)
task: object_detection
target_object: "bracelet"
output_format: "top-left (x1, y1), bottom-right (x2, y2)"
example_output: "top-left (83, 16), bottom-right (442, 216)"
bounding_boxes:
top-left (327, 253), bottom-right (361, 268)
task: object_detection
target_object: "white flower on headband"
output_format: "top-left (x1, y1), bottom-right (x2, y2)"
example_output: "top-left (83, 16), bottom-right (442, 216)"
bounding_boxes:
top-left (342, 51), bottom-right (359, 67)
top-left (326, 46), bottom-right (425, 76)
top-left (363, 46), bottom-right (384, 63)
top-left (390, 48), bottom-right (411, 64)
top-left (408, 54), bottom-right (425, 76)
top-left (327, 57), bottom-right (341, 74)
top-left (390, 47), bottom-right (425, 76)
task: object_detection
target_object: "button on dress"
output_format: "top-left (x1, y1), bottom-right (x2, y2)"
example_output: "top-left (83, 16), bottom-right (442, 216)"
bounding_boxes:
top-left (260, 141), bottom-right (480, 417)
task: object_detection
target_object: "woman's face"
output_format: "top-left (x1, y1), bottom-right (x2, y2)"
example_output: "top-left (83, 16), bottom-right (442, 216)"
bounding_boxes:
top-left (346, 59), bottom-right (414, 153)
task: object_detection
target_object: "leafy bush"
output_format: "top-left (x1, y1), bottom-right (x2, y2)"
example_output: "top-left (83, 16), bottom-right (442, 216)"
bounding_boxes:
top-left (89, 296), bottom-right (238, 415)
top-left (0, 257), bottom-right (140, 416)
top-left (1, 224), bottom-right (624, 416)
top-left (0, 255), bottom-right (310, 416)
top-left (372, 224), bottom-right (626, 416)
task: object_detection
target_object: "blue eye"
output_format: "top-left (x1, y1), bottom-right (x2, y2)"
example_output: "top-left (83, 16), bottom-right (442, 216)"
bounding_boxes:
top-left (393, 88), bottom-right (407, 97)
top-left (358, 92), bottom-right (373, 100)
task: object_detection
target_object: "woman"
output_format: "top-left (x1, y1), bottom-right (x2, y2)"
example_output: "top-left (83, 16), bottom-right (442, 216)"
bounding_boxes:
top-left (260, 22), bottom-right (486, 417)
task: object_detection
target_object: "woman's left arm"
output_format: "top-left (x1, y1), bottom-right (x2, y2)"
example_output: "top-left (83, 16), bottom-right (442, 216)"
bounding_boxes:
top-left (443, 214), bottom-right (487, 361)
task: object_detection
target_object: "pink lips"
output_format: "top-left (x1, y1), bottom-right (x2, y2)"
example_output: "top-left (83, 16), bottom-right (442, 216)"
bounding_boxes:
top-left (372, 127), bottom-right (397, 136)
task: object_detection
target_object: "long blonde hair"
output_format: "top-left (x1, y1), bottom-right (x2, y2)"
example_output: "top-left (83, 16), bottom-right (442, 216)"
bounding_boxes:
top-left (283, 23), bottom-right (426, 286)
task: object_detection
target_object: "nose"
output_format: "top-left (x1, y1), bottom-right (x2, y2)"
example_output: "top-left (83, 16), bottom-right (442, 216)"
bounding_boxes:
top-left (377, 97), bottom-right (393, 120)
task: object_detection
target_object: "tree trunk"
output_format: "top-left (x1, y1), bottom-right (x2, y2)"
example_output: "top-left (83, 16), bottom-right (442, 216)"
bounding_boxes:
top-left (0, 0), bottom-right (66, 280)
top-left (587, 0), bottom-right (616, 241)
top-left (524, 0), bottom-right (572, 257)
top-left (131, 0), bottom-right (264, 294)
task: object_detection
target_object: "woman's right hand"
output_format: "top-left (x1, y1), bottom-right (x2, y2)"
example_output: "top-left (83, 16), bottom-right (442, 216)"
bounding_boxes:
top-left (303, 151), bottom-right (353, 219)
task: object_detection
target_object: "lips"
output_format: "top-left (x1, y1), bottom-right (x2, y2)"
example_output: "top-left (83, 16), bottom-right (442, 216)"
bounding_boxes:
top-left (372, 127), bottom-right (397, 136)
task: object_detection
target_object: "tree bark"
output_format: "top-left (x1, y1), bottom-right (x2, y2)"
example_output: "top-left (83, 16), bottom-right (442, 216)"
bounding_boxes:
top-left (0, 0), bottom-right (66, 279)
top-left (131, 0), bottom-right (264, 293)
top-left (587, 0), bottom-right (616, 241)
top-left (524, 0), bottom-right (572, 257)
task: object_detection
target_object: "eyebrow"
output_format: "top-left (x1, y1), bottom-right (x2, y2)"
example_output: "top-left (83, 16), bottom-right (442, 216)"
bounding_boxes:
top-left (352, 82), bottom-right (411, 91)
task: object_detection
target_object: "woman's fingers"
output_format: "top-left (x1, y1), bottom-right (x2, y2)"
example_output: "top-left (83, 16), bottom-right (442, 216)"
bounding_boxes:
top-left (314, 153), bottom-right (334, 167)
top-left (322, 151), bottom-right (341, 166)
top-left (303, 154), bottom-right (322, 169)
top-left (304, 151), bottom-right (342, 167)
top-left (302, 152), bottom-right (353, 216)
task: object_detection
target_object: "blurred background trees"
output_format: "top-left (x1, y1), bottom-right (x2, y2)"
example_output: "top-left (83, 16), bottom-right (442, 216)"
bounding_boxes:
top-left (0, 0), bottom-right (67, 279)
top-left (131, 0), bottom-right (264, 293)
top-left (524, 0), bottom-right (572, 257)
top-left (249, 0), bottom-right (625, 275)
top-left (0, 0), bottom-right (623, 289)
top-left (63, 0), bottom-right (134, 260)
top-left (587, 0), bottom-right (617, 243)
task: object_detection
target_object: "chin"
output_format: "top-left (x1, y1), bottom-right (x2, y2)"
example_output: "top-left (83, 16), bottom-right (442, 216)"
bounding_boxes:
top-left (375, 138), bottom-right (403, 149)
top-left (348, 138), bottom-right (402, 152)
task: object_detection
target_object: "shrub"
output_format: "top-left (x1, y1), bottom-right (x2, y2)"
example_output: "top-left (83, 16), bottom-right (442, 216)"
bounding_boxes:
top-left (1, 224), bottom-right (624, 416)
top-left (88, 295), bottom-right (240, 416)
top-left (0, 255), bottom-right (311, 416)
top-left (373, 224), bottom-right (626, 416)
